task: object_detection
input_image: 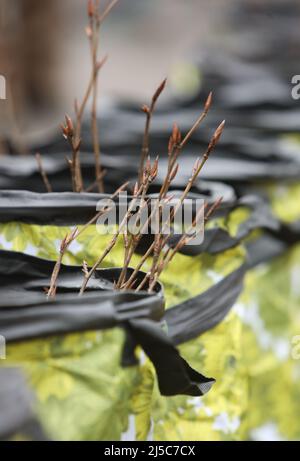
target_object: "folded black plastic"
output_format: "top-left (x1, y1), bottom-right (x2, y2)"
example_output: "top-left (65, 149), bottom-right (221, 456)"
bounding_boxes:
top-left (0, 249), bottom-right (247, 396)
top-left (0, 250), bottom-right (245, 342)
top-left (168, 195), bottom-right (281, 255)
top-left (2, 102), bottom-right (300, 191)
top-left (0, 152), bottom-right (125, 193)
top-left (0, 368), bottom-right (47, 441)
top-left (164, 264), bottom-right (246, 346)
top-left (0, 181), bottom-right (234, 226)
top-left (0, 250), bottom-right (219, 397)
top-left (245, 235), bottom-right (289, 269)
top-left (0, 191), bottom-right (288, 258)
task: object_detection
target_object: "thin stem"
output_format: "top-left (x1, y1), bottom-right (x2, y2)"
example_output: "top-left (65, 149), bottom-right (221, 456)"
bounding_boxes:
top-left (147, 199), bottom-right (222, 293)
top-left (47, 253), bottom-right (64, 299)
top-left (116, 230), bottom-right (131, 289)
top-left (160, 92), bottom-right (212, 198)
top-left (90, 2), bottom-right (105, 192)
top-left (135, 272), bottom-right (151, 292)
top-left (138, 79), bottom-right (167, 185)
top-left (47, 228), bottom-right (79, 299)
top-left (76, 181), bottom-right (129, 239)
top-left (35, 153), bottom-right (52, 193)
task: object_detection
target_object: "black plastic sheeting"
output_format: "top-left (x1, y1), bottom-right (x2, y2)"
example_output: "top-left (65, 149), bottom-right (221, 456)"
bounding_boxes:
top-left (0, 190), bottom-right (285, 259)
top-left (167, 195), bottom-right (280, 256)
top-left (0, 250), bottom-right (246, 397)
top-left (0, 182), bottom-right (235, 226)
top-left (0, 368), bottom-right (47, 441)
top-left (165, 264), bottom-right (246, 346)
top-left (2, 130), bottom-right (300, 192)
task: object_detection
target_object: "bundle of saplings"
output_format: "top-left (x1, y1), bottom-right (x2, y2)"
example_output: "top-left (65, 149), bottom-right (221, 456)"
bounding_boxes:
top-left (1, 0), bottom-right (299, 442)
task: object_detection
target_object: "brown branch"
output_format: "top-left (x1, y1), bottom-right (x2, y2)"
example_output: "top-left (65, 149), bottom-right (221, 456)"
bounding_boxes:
top-left (35, 153), bottom-right (52, 193)
top-left (62, 115), bottom-right (83, 192)
top-left (87, 0), bottom-right (119, 193)
top-left (146, 198), bottom-right (223, 293)
top-left (76, 180), bottom-right (129, 238)
top-left (160, 92), bottom-right (212, 198)
top-left (62, 0), bottom-right (116, 193)
top-left (47, 228), bottom-right (79, 299)
top-left (89, 6), bottom-right (106, 192)
top-left (138, 79), bottom-right (167, 185)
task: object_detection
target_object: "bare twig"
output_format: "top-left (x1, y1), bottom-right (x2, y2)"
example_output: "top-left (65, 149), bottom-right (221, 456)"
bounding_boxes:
top-left (62, 115), bottom-right (83, 192)
top-left (75, 180), bottom-right (129, 239)
top-left (61, 0), bottom-right (117, 193)
top-left (47, 228), bottom-right (79, 299)
top-left (89, 2), bottom-right (104, 192)
top-left (35, 153), bottom-right (53, 193)
top-left (87, 0), bottom-right (119, 192)
top-left (138, 79), bottom-right (167, 185)
top-left (145, 198), bottom-right (223, 293)
top-left (74, 54), bottom-right (108, 141)
top-left (160, 92), bottom-right (212, 198)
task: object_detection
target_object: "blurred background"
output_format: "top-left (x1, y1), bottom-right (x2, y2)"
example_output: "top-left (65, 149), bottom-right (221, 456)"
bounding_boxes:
top-left (0, 0), bottom-right (292, 142)
top-left (0, 0), bottom-right (300, 147)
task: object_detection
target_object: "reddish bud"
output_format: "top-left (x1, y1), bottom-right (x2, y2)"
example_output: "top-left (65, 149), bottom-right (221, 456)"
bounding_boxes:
top-left (207, 120), bottom-right (225, 155)
top-left (88, 0), bottom-right (95, 18)
top-left (141, 104), bottom-right (150, 115)
top-left (168, 135), bottom-right (174, 154)
top-left (214, 120), bottom-right (226, 143)
top-left (204, 92), bottom-right (213, 113)
top-left (152, 78), bottom-right (167, 104)
top-left (61, 124), bottom-right (69, 139)
top-left (151, 156), bottom-right (159, 180)
top-left (172, 123), bottom-right (181, 144)
top-left (65, 115), bottom-right (74, 137)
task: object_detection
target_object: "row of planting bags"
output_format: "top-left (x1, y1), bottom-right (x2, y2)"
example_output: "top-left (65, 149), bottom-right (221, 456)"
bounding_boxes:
top-left (1, 1), bottom-right (300, 441)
